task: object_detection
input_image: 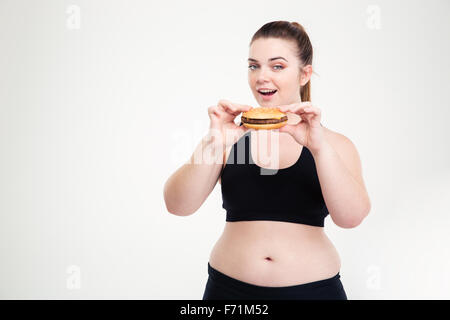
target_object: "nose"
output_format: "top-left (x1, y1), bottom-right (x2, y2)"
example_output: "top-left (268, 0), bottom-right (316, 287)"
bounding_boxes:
top-left (256, 66), bottom-right (271, 83)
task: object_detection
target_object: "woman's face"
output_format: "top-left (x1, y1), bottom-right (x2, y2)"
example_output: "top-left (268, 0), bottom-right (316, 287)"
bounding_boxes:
top-left (248, 37), bottom-right (309, 107)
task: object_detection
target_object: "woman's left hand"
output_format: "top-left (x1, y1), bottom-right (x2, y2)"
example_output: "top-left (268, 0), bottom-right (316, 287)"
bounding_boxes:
top-left (277, 102), bottom-right (326, 155)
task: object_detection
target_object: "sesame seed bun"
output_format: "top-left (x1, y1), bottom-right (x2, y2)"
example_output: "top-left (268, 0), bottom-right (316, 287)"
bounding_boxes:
top-left (241, 107), bottom-right (288, 130)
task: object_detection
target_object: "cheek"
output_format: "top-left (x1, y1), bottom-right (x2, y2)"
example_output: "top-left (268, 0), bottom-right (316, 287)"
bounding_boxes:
top-left (280, 75), bottom-right (299, 91)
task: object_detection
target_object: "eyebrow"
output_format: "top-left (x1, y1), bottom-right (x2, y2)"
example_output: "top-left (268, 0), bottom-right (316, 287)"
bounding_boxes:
top-left (248, 56), bottom-right (288, 63)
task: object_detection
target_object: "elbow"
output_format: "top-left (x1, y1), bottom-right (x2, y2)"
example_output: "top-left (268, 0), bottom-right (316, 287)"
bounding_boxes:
top-left (163, 182), bottom-right (196, 216)
top-left (336, 217), bottom-right (364, 229)
top-left (163, 200), bottom-right (186, 217)
top-left (334, 204), bottom-right (371, 229)
top-left (163, 181), bottom-right (181, 216)
top-left (166, 206), bottom-right (195, 216)
top-left (164, 197), bottom-right (185, 216)
top-left (165, 196), bottom-right (197, 216)
top-left (338, 217), bottom-right (363, 229)
top-left (164, 198), bottom-right (195, 216)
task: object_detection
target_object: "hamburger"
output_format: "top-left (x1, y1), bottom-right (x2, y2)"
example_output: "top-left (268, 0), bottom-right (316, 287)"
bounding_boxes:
top-left (241, 107), bottom-right (288, 130)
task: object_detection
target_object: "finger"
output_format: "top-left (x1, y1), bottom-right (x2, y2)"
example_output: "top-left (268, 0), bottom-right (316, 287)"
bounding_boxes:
top-left (216, 103), bottom-right (236, 118)
top-left (303, 106), bottom-right (321, 117)
top-left (278, 124), bottom-right (295, 135)
top-left (303, 106), bottom-right (320, 114)
top-left (217, 99), bottom-right (233, 115)
top-left (303, 106), bottom-right (322, 126)
top-left (232, 102), bottom-right (253, 112)
top-left (278, 102), bottom-right (312, 114)
top-left (226, 100), bottom-right (253, 112)
top-left (210, 105), bottom-right (227, 118)
top-left (219, 99), bottom-right (252, 115)
top-left (225, 107), bottom-right (241, 116)
top-left (207, 106), bottom-right (219, 118)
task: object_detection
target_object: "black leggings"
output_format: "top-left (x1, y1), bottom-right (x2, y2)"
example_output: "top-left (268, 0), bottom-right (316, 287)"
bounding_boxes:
top-left (202, 263), bottom-right (348, 300)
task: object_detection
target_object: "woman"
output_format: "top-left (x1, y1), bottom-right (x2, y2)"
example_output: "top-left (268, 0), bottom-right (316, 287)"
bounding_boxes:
top-left (163, 21), bottom-right (371, 300)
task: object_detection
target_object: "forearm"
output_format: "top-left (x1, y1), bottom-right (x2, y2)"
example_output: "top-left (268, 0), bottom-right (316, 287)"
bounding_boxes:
top-left (312, 141), bottom-right (370, 228)
top-left (163, 130), bottom-right (224, 216)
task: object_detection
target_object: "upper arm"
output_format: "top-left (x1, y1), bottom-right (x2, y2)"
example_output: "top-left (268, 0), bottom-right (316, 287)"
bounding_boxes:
top-left (335, 133), bottom-right (371, 212)
top-left (218, 147), bottom-right (226, 185)
top-left (339, 136), bottom-right (364, 187)
top-left (218, 144), bottom-right (232, 185)
top-left (328, 130), bottom-right (366, 191)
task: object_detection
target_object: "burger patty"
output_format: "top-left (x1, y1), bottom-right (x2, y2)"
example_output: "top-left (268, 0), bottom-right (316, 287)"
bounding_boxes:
top-left (241, 116), bottom-right (288, 124)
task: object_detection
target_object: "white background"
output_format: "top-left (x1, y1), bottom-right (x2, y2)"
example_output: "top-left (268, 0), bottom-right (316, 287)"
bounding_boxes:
top-left (1, 0), bottom-right (449, 299)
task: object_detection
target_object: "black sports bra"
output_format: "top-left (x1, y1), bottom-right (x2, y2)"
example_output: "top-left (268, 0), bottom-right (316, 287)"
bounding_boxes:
top-left (220, 130), bottom-right (329, 227)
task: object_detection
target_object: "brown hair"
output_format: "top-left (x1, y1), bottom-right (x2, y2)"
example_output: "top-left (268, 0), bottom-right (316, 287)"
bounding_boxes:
top-left (250, 21), bottom-right (315, 102)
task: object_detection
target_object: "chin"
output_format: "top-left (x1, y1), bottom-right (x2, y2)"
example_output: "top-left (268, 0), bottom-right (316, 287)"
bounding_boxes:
top-left (260, 101), bottom-right (276, 107)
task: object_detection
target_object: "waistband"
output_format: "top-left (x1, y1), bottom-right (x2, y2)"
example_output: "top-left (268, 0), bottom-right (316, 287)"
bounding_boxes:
top-left (207, 262), bottom-right (341, 297)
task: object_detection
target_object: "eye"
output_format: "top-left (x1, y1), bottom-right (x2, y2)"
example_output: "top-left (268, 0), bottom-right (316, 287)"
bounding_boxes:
top-left (248, 65), bottom-right (284, 71)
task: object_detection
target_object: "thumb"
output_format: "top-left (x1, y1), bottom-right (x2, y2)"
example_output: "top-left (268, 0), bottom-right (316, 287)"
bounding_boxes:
top-left (241, 123), bottom-right (250, 133)
top-left (279, 124), bottom-right (294, 134)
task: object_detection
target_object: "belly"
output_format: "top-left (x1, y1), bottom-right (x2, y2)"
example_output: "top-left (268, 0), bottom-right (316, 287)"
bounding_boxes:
top-left (208, 221), bottom-right (342, 287)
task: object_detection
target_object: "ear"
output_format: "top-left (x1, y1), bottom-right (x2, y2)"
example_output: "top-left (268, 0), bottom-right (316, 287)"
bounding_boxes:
top-left (299, 64), bottom-right (313, 86)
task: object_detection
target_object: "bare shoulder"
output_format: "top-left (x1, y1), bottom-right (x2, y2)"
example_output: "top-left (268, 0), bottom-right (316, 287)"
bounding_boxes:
top-left (323, 126), bottom-right (350, 148)
top-left (323, 126), bottom-right (341, 146)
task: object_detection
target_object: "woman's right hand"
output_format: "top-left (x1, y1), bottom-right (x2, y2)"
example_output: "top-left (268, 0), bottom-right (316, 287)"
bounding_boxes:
top-left (207, 99), bottom-right (253, 148)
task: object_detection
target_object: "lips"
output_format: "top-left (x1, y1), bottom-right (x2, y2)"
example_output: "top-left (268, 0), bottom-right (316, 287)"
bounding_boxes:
top-left (258, 89), bottom-right (277, 96)
top-left (258, 90), bottom-right (277, 101)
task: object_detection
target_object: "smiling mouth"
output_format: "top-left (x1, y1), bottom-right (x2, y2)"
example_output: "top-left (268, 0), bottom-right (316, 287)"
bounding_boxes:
top-left (258, 89), bottom-right (277, 96)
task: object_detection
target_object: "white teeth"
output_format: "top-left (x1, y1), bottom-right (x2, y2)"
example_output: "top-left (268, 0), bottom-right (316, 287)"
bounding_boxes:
top-left (259, 89), bottom-right (276, 93)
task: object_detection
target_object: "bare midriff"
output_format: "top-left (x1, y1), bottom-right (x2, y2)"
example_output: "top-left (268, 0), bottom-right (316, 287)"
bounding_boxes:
top-left (212, 122), bottom-right (341, 287)
top-left (208, 220), bottom-right (341, 287)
